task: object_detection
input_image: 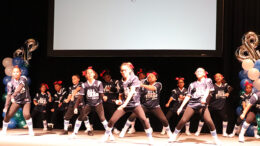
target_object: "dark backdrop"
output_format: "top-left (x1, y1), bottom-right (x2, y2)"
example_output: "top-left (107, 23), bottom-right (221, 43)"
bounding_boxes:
top-left (2, 0), bottom-right (260, 133)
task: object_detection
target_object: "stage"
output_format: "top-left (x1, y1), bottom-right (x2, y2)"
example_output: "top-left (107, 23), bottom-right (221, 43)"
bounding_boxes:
top-left (0, 129), bottom-right (259, 146)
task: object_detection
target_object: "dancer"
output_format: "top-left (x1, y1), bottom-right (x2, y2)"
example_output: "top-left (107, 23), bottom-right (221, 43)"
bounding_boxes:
top-left (195, 73), bottom-right (233, 137)
top-left (163, 77), bottom-right (190, 135)
top-left (72, 67), bottom-right (108, 137)
top-left (48, 81), bottom-right (68, 130)
top-left (60, 75), bottom-right (91, 135)
top-left (102, 62), bottom-right (154, 144)
top-left (171, 68), bottom-right (221, 145)
top-left (100, 70), bottom-right (121, 134)
top-left (31, 83), bottom-right (51, 131)
top-left (119, 71), bottom-right (174, 141)
top-left (238, 89), bottom-right (260, 142)
top-left (1, 66), bottom-right (34, 136)
top-left (127, 68), bottom-right (147, 134)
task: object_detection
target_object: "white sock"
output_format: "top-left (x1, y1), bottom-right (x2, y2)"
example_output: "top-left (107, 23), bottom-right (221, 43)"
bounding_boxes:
top-left (145, 128), bottom-right (153, 138)
top-left (26, 118), bottom-right (33, 132)
top-left (123, 120), bottom-right (132, 131)
top-left (240, 122), bottom-right (250, 136)
top-left (73, 119), bottom-right (82, 134)
top-left (2, 121), bottom-right (9, 132)
top-left (43, 120), bottom-right (47, 129)
top-left (64, 120), bottom-right (69, 131)
top-left (210, 130), bottom-right (219, 141)
top-left (173, 128), bottom-right (181, 135)
top-left (197, 121), bottom-right (204, 133)
top-left (101, 120), bottom-right (108, 130)
top-left (105, 127), bottom-right (112, 135)
top-left (254, 126), bottom-right (258, 137)
top-left (164, 125), bottom-right (173, 137)
top-left (223, 121), bottom-right (228, 134)
top-left (84, 120), bottom-right (91, 131)
top-left (185, 122), bottom-right (190, 133)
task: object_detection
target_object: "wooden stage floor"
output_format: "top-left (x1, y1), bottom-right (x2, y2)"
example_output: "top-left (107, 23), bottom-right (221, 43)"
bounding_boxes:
top-left (0, 129), bottom-right (259, 146)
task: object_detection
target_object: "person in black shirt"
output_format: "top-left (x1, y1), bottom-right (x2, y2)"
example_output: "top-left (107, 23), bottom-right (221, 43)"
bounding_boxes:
top-left (163, 77), bottom-right (190, 135)
top-left (102, 62), bottom-right (154, 144)
top-left (195, 73), bottom-right (233, 137)
top-left (1, 66), bottom-right (34, 136)
top-left (31, 83), bottom-right (51, 131)
top-left (48, 81), bottom-right (68, 130)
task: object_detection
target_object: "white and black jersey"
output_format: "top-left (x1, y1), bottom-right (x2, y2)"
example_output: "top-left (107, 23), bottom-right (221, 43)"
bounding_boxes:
top-left (34, 92), bottom-right (49, 111)
top-left (53, 88), bottom-right (68, 110)
top-left (7, 76), bottom-right (31, 104)
top-left (187, 78), bottom-right (214, 109)
top-left (170, 87), bottom-right (188, 112)
top-left (209, 83), bottom-right (232, 110)
top-left (119, 74), bottom-right (141, 108)
top-left (241, 92), bottom-right (253, 107)
top-left (250, 92), bottom-right (260, 113)
top-left (141, 81), bottom-right (162, 109)
top-left (103, 79), bottom-right (119, 103)
top-left (79, 80), bottom-right (104, 106)
top-left (68, 82), bottom-right (84, 107)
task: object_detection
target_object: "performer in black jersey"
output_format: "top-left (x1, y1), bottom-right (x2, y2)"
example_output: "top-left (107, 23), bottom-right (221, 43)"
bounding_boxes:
top-left (102, 62), bottom-right (154, 144)
top-left (229, 81), bottom-right (254, 137)
top-left (195, 73), bottom-right (233, 137)
top-left (31, 83), bottom-right (51, 131)
top-left (48, 81), bottom-right (68, 130)
top-left (238, 91), bottom-right (260, 142)
top-left (100, 70), bottom-right (121, 134)
top-left (119, 71), bottom-right (174, 141)
top-left (171, 68), bottom-right (221, 145)
top-left (60, 75), bottom-right (91, 135)
top-left (72, 67), bottom-right (108, 138)
top-left (163, 77), bottom-right (190, 135)
top-left (1, 66), bottom-right (34, 136)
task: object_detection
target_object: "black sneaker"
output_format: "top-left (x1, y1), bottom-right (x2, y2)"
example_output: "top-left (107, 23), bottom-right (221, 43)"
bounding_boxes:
top-left (60, 130), bottom-right (68, 135)
top-left (88, 130), bottom-right (94, 136)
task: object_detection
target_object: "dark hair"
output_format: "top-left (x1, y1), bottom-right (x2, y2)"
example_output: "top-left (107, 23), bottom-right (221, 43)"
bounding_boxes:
top-left (146, 70), bottom-right (159, 79)
top-left (72, 74), bottom-right (80, 79)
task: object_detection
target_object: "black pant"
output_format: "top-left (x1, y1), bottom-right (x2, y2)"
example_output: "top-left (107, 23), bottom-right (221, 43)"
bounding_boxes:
top-left (209, 107), bottom-right (228, 122)
top-left (31, 109), bottom-right (47, 127)
top-left (64, 106), bottom-right (86, 121)
top-left (128, 106), bottom-right (169, 127)
top-left (176, 106), bottom-right (216, 131)
top-left (82, 103), bottom-right (106, 122)
top-left (50, 108), bottom-right (65, 128)
top-left (108, 105), bottom-right (150, 129)
top-left (4, 102), bottom-right (31, 122)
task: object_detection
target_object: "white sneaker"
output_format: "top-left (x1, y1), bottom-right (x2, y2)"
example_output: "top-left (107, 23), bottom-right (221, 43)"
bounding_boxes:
top-left (101, 133), bottom-right (109, 142)
top-left (185, 131), bottom-right (191, 136)
top-left (214, 139), bottom-right (222, 146)
top-left (109, 133), bottom-right (115, 141)
top-left (70, 133), bottom-right (77, 139)
top-left (160, 129), bottom-right (166, 135)
top-left (43, 127), bottom-right (47, 131)
top-left (113, 128), bottom-right (120, 135)
top-left (255, 134), bottom-right (260, 139)
top-left (195, 131), bottom-right (200, 136)
top-left (228, 133), bottom-right (235, 138)
top-left (222, 132), bottom-right (228, 137)
top-left (238, 134), bottom-right (244, 143)
top-left (119, 129), bottom-right (127, 138)
top-left (29, 131), bottom-right (35, 136)
top-left (148, 136), bottom-right (154, 145)
top-left (0, 130), bottom-right (7, 136)
top-left (127, 127), bottom-right (136, 134)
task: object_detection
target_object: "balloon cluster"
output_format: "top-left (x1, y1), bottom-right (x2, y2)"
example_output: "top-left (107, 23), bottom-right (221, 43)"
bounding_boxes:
top-left (1, 39), bottom-right (38, 129)
top-left (236, 31), bottom-right (260, 136)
